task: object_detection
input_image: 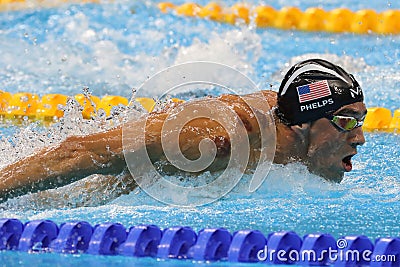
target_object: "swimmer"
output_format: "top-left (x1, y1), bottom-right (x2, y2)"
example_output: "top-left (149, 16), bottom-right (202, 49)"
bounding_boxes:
top-left (0, 59), bottom-right (366, 202)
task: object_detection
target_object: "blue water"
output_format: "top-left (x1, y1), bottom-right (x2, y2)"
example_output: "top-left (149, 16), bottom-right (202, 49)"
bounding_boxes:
top-left (0, 0), bottom-right (399, 266)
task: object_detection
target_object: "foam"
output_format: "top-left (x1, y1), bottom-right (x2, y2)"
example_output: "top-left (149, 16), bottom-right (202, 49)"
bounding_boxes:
top-left (0, 162), bottom-right (341, 211)
top-left (0, 98), bottom-right (132, 168)
top-left (174, 28), bottom-right (262, 76)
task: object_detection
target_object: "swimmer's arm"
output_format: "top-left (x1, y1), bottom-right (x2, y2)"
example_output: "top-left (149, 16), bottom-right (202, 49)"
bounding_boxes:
top-left (0, 91), bottom-right (274, 201)
top-left (0, 111), bottom-right (170, 201)
top-left (120, 93), bottom-right (270, 174)
top-left (13, 172), bottom-right (137, 209)
top-left (0, 127), bottom-right (126, 201)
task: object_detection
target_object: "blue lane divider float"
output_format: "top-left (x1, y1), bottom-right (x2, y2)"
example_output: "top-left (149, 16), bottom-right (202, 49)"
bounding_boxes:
top-left (335, 235), bottom-right (374, 267)
top-left (300, 233), bottom-right (337, 266)
top-left (0, 218), bottom-right (399, 266)
top-left (87, 222), bottom-right (127, 255)
top-left (18, 219), bottom-right (59, 252)
top-left (188, 228), bottom-right (232, 261)
top-left (157, 226), bottom-right (197, 259)
top-left (50, 221), bottom-right (93, 253)
top-left (228, 229), bottom-right (266, 262)
top-left (119, 224), bottom-right (162, 257)
top-left (0, 218), bottom-right (23, 250)
top-left (370, 238), bottom-right (400, 267)
top-left (267, 231), bottom-right (303, 264)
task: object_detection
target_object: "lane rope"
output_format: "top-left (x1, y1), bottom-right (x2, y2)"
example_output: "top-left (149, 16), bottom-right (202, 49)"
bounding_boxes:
top-left (0, 91), bottom-right (398, 132)
top-left (0, 0), bottom-right (100, 11)
top-left (0, 218), bottom-right (398, 265)
top-left (0, 1), bottom-right (398, 131)
top-left (158, 2), bottom-right (400, 35)
top-left (2, 0), bottom-right (399, 35)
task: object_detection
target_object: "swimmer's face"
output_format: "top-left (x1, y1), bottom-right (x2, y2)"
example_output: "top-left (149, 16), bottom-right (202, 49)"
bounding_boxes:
top-left (305, 102), bottom-right (367, 182)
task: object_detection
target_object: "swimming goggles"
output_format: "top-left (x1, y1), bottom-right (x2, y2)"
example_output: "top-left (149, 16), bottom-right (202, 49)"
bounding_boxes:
top-left (326, 114), bottom-right (365, 131)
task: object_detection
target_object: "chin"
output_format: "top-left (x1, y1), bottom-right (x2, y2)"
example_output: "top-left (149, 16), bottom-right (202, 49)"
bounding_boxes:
top-left (308, 166), bottom-right (344, 183)
top-left (324, 171), bottom-right (344, 183)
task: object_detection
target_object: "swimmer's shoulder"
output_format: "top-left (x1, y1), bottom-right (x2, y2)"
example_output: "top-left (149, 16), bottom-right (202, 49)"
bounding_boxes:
top-left (150, 90), bottom-right (278, 115)
top-left (215, 90), bottom-right (277, 110)
top-left (241, 90), bottom-right (278, 108)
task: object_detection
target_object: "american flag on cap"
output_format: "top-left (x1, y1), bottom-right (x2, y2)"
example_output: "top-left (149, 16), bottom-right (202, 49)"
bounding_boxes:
top-left (296, 80), bottom-right (332, 103)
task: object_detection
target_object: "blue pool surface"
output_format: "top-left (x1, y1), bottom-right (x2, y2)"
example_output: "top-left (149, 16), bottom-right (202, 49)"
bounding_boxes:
top-left (0, 0), bottom-right (399, 266)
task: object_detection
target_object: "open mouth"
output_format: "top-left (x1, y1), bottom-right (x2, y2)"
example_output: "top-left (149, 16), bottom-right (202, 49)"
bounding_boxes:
top-left (341, 155), bottom-right (355, 172)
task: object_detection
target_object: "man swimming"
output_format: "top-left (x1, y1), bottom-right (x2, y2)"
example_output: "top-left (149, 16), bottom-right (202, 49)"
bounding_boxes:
top-left (0, 59), bottom-right (366, 202)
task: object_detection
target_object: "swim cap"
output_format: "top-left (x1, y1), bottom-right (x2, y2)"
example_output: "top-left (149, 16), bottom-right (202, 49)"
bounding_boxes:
top-left (276, 59), bottom-right (364, 125)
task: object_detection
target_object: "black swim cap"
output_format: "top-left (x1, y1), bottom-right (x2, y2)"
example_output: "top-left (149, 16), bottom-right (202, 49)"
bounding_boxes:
top-left (276, 59), bottom-right (364, 125)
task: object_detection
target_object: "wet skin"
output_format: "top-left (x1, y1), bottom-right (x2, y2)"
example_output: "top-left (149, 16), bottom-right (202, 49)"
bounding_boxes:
top-left (303, 102), bottom-right (367, 182)
top-left (0, 90), bottom-right (367, 202)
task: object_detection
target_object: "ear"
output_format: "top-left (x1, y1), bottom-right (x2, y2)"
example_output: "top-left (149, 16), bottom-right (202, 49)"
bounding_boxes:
top-left (290, 123), bottom-right (311, 144)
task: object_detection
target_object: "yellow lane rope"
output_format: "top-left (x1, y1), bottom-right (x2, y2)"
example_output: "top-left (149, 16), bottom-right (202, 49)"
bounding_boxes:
top-left (2, 0), bottom-right (399, 35)
top-left (0, 1), bottom-right (399, 131)
top-left (158, 2), bottom-right (400, 35)
top-left (0, 0), bottom-right (100, 11)
top-left (0, 91), bottom-right (398, 132)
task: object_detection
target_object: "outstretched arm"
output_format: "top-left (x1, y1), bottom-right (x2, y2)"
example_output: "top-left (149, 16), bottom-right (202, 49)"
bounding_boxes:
top-left (0, 171), bottom-right (137, 209)
top-left (0, 127), bottom-right (126, 201)
top-left (0, 91), bottom-right (276, 202)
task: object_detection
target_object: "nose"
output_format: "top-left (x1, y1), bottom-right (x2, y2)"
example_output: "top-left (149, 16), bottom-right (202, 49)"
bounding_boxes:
top-left (349, 126), bottom-right (366, 148)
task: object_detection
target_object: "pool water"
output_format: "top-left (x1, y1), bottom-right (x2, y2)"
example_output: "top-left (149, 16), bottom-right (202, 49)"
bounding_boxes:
top-left (0, 0), bottom-right (399, 266)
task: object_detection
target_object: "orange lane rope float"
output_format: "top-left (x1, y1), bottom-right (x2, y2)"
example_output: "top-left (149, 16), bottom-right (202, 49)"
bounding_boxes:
top-left (0, 91), bottom-right (398, 132)
top-left (158, 2), bottom-right (400, 35)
